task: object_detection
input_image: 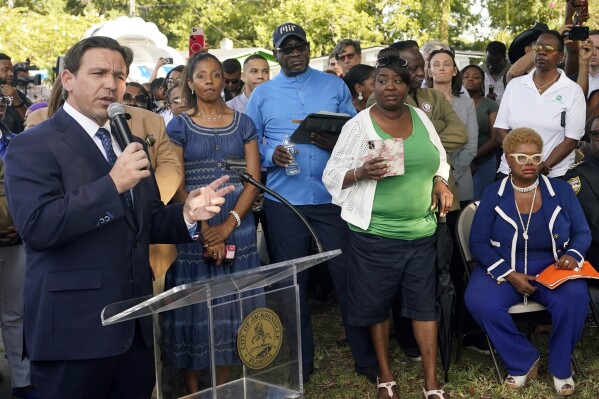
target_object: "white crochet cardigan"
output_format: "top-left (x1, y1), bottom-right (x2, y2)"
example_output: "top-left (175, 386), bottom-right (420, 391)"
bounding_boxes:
top-left (323, 104), bottom-right (450, 230)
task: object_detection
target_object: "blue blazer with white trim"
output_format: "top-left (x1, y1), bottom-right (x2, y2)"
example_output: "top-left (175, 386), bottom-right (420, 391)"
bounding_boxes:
top-left (470, 175), bottom-right (591, 281)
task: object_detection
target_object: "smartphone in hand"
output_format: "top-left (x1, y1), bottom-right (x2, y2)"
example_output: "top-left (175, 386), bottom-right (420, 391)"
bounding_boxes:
top-left (189, 27), bottom-right (205, 57)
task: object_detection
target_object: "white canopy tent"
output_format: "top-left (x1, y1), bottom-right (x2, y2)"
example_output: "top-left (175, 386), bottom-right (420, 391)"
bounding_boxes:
top-left (85, 16), bottom-right (186, 83)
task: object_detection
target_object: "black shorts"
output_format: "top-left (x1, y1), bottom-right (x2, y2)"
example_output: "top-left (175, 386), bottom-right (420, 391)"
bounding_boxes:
top-left (347, 231), bottom-right (437, 326)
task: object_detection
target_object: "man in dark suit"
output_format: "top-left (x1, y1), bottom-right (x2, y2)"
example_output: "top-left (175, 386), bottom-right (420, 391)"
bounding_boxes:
top-left (4, 36), bottom-right (233, 399)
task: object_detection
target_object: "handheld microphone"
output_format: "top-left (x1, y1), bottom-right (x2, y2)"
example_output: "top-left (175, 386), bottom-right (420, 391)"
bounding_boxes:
top-left (107, 102), bottom-right (133, 149)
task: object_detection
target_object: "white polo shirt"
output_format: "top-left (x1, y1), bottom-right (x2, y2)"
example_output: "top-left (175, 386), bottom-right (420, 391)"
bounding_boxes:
top-left (494, 69), bottom-right (585, 177)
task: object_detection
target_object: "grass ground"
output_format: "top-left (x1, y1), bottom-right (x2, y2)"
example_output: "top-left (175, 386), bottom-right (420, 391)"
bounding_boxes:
top-left (304, 295), bottom-right (599, 399)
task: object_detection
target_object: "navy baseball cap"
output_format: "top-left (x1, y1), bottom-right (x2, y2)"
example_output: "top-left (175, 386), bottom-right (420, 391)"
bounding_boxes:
top-left (273, 23), bottom-right (307, 48)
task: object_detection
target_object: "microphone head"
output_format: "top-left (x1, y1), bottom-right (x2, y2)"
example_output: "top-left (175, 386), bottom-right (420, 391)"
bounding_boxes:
top-left (225, 156), bottom-right (247, 171)
top-left (107, 102), bottom-right (126, 119)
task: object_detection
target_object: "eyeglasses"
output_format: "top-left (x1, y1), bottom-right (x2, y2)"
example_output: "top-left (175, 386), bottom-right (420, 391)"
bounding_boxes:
top-left (166, 78), bottom-right (182, 86)
top-left (339, 52), bottom-right (357, 63)
top-left (275, 42), bottom-right (310, 55)
top-left (123, 92), bottom-right (149, 107)
top-left (169, 98), bottom-right (183, 106)
top-left (224, 78), bottom-right (240, 85)
top-left (376, 56), bottom-right (409, 69)
top-left (589, 130), bottom-right (599, 138)
top-left (0, 96), bottom-right (12, 107)
top-left (531, 44), bottom-right (561, 53)
top-left (508, 153), bottom-right (544, 165)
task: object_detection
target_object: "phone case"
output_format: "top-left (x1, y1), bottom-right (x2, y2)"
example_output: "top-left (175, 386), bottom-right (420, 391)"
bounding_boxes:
top-left (189, 27), bottom-right (205, 57)
top-left (361, 138), bottom-right (405, 177)
top-left (203, 243), bottom-right (236, 264)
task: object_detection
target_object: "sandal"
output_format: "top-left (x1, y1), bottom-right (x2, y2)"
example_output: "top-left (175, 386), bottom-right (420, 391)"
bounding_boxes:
top-left (553, 375), bottom-right (575, 396)
top-left (423, 388), bottom-right (449, 398)
top-left (377, 377), bottom-right (398, 399)
top-left (505, 357), bottom-right (539, 389)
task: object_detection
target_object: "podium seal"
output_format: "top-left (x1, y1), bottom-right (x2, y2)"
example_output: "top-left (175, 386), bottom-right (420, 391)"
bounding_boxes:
top-left (237, 307), bottom-right (283, 369)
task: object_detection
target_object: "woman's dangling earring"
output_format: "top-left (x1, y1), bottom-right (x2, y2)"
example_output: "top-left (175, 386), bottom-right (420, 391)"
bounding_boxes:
top-left (358, 91), bottom-right (363, 101)
top-left (191, 88), bottom-right (195, 95)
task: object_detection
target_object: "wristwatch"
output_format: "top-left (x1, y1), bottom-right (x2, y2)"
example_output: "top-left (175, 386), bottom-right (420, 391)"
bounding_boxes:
top-left (433, 176), bottom-right (449, 186)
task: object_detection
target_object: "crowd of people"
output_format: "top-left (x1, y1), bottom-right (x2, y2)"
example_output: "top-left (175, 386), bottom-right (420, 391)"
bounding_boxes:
top-left (0, 1), bottom-right (599, 398)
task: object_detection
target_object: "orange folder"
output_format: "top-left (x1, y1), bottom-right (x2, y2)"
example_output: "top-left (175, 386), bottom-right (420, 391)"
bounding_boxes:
top-left (535, 260), bottom-right (599, 289)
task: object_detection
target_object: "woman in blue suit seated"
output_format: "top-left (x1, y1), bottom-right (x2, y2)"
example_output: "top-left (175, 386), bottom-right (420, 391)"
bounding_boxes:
top-left (465, 127), bottom-right (591, 396)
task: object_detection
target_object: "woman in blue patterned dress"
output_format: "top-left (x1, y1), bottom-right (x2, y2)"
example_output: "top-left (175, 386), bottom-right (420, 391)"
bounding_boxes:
top-left (161, 52), bottom-right (261, 394)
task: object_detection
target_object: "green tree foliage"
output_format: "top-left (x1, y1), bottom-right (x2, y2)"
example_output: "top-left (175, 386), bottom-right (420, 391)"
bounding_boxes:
top-left (0, 4), bottom-right (104, 73)
top-left (3, 0), bottom-right (596, 73)
top-left (485, 0), bottom-right (599, 52)
top-left (486, 0), bottom-right (563, 31)
top-left (380, 0), bottom-right (480, 45)
top-left (136, 0), bottom-right (385, 57)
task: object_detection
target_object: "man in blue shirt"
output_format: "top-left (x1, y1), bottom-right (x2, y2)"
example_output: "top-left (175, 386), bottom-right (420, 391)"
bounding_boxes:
top-left (246, 22), bottom-right (377, 383)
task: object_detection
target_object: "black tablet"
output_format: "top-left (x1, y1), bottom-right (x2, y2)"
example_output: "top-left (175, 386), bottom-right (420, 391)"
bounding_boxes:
top-left (290, 113), bottom-right (351, 144)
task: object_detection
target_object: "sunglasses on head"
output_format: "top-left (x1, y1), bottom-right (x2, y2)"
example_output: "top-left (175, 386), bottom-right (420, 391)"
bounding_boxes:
top-left (224, 78), bottom-right (240, 85)
top-left (508, 153), bottom-right (544, 165)
top-left (275, 42), bottom-right (310, 55)
top-left (531, 44), bottom-right (561, 53)
top-left (375, 56), bottom-right (409, 69)
top-left (123, 92), bottom-right (149, 106)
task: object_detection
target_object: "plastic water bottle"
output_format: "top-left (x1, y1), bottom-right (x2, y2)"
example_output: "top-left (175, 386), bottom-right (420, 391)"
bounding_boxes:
top-left (282, 134), bottom-right (300, 176)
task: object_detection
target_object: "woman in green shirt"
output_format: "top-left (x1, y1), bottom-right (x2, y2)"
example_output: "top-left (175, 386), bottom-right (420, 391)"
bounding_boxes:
top-left (324, 47), bottom-right (452, 399)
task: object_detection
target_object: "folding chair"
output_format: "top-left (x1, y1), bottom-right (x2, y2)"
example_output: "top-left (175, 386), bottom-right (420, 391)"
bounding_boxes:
top-left (454, 201), bottom-right (599, 382)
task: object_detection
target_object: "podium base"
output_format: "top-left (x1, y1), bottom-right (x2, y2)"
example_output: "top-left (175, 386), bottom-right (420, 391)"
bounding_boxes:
top-left (181, 377), bottom-right (302, 399)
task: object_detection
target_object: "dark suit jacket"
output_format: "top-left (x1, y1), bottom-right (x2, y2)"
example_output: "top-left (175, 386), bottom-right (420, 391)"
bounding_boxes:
top-left (25, 105), bottom-right (182, 278)
top-left (4, 108), bottom-right (191, 361)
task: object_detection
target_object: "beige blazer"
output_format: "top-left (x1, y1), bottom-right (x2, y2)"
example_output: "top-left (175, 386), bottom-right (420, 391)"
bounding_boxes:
top-left (25, 105), bottom-right (182, 278)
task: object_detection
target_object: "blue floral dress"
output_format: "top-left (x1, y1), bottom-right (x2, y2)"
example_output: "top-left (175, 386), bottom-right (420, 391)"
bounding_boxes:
top-left (161, 111), bottom-right (261, 369)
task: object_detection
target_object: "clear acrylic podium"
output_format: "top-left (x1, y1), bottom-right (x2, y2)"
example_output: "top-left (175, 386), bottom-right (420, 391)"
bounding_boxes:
top-left (102, 250), bottom-right (341, 399)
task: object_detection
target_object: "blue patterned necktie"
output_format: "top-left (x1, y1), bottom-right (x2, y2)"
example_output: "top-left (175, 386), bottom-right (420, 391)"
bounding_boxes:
top-left (96, 128), bottom-right (134, 213)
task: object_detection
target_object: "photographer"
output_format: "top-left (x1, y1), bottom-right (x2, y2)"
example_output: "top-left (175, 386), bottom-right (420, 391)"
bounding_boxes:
top-left (13, 64), bottom-right (29, 94)
top-left (0, 54), bottom-right (31, 133)
top-left (12, 61), bottom-right (40, 96)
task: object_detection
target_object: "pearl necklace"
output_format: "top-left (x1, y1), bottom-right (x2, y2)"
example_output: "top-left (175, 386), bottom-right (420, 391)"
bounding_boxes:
top-left (533, 72), bottom-right (559, 93)
top-left (197, 105), bottom-right (223, 121)
top-left (510, 177), bottom-right (539, 193)
top-left (515, 186), bottom-right (537, 305)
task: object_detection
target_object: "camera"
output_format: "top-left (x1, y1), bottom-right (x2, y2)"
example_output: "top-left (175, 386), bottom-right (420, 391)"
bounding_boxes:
top-left (14, 74), bottom-right (42, 86)
top-left (13, 61), bottom-right (42, 87)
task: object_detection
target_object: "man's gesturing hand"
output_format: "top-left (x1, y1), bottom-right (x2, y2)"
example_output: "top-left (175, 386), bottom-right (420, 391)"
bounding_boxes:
top-left (183, 175), bottom-right (235, 223)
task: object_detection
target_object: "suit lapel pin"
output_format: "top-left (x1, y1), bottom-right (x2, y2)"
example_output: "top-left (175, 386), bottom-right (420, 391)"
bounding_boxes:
top-left (145, 134), bottom-right (156, 147)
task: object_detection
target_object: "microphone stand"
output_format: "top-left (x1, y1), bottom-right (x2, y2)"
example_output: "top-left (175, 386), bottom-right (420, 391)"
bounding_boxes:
top-left (226, 157), bottom-right (324, 253)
